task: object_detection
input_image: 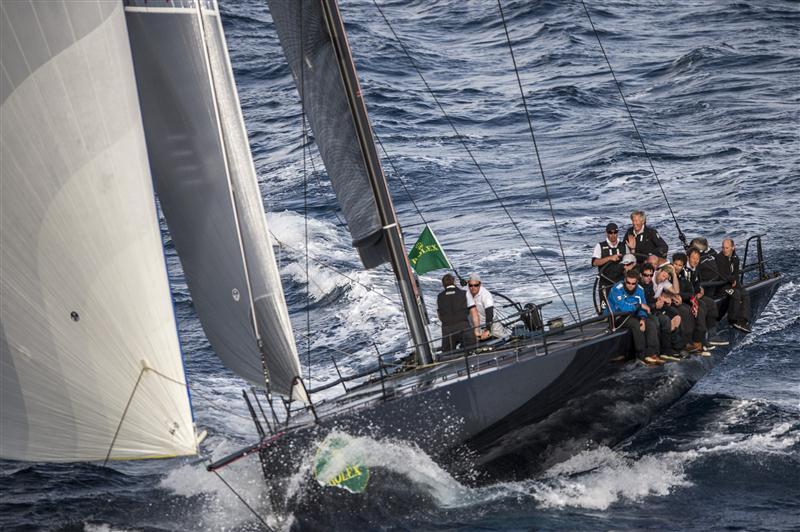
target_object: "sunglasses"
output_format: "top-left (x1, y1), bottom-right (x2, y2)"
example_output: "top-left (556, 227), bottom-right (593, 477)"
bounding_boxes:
top-left (607, 230), bottom-right (618, 234)
top-left (468, 283), bottom-right (481, 288)
top-left (642, 273), bottom-right (653, 277)
top-left (624, 281), bottom-right (637, 286)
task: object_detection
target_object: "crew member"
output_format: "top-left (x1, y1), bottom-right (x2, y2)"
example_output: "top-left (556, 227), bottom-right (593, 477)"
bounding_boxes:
top-left (624, 210), bottom-right (668, 265)
top-left (466, 273), bottom-right (506, 340)
top-left (592, 222), bottom-right (625, 307)
top-left (683, 248), bottom-right (724, 350)
top-left (607, 269), bottom-right (662, 365)
top-left (621, 253), bottom-right (638, 273)
top-left (437, 273), bottom-right (479, 353)
top-left (716, 238), bottom-right (752, 333)
top-left (690, 237), bottom-right (724, 297)
top-left (642, 264), bottom-right (684, 357)
top-left (672, 252), bottom-right (700, 351)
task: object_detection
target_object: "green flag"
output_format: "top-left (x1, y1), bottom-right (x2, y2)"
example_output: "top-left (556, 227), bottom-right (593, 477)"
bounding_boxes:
top-left (408, 225), bottom-right (451, 275)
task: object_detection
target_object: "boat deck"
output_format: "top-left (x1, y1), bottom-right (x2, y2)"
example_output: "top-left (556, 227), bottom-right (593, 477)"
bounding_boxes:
top-left (285, 316), bottom-right (618, 428)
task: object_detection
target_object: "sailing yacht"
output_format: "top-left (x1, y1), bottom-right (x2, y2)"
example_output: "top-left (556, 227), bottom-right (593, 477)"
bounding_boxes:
top-left (0, 0), bottom-right (782, 504)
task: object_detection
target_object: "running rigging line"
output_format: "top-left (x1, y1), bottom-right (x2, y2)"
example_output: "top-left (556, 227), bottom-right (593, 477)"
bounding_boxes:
top-left (371, 0), bottom-right (577, 322)
top-left (497, 0), bottom-right (583, 326)
top-left (580, 0), bottom-right (688, 248)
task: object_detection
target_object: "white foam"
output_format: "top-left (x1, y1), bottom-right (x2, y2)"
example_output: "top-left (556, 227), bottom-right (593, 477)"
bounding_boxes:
top-left (157, 398), bottom-right (799, 526)
top-left (84, 524), bottom-right (138, 532)
top-left (307, 430), bottom-right (472, 506)
top-left (526, 446), bottom-right (691, 510)
top-left (160, 443), bottom-right (288, 531)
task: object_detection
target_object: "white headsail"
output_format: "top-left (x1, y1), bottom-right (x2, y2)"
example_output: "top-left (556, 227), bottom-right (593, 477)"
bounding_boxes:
top-left (124, 0), bottom-right (305, 401)
top-left (0, 1), bottom-right (197, 461)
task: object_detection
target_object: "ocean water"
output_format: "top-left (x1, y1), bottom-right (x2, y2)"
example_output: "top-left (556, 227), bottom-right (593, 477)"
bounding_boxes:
top-left (2, 0), bottom-right (799, 530)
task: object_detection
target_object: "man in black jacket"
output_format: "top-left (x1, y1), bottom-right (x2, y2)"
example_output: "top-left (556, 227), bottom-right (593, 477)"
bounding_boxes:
top-left (717, 238), bottom-right (752, 333)
top-left (437, 273), bottom-right (479, 353)
top-left (671, 253), bottom-right (698, 350)
top-left (625, 210), bottom-right (668, 265)
top-left (690, 237), bottom-right (726, 297)
top-left (686, 248), bottom-right (725, 348)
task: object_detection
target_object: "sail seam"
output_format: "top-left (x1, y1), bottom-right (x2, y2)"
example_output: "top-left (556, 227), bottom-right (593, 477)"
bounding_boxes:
top-left (124, 7), bottom-right (206, 14)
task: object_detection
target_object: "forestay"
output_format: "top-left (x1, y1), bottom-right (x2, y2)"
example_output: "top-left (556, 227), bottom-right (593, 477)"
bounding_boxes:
top-left (0, 1), bottom-right (196, 461)
top-left (124, 0), bottom-right (305, 401)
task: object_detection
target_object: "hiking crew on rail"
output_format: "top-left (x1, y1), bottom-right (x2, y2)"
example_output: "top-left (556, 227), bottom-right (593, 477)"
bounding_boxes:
top-left (596, 210), bottom-right (751, 365)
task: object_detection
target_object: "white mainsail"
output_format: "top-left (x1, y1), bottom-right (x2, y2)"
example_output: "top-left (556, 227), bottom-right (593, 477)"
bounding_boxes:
top-left (0, 1), bottom-right (196, 461)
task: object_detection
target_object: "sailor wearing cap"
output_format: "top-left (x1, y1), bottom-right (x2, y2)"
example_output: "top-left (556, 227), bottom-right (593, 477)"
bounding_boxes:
top-left (621, 253), bottom-right (638, 272)
top-left (592, 222), bottom-right (625, 294)
top-left (466, 273), bottom-right (506, 340)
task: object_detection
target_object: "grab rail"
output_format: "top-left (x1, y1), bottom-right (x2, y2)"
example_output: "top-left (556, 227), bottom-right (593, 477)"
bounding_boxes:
top-left (741, 233), bottom-right (767, 284)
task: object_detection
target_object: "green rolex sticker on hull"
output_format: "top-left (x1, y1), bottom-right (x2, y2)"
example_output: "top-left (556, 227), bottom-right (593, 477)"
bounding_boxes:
top-left (313, 435), bottom-right (370, 493)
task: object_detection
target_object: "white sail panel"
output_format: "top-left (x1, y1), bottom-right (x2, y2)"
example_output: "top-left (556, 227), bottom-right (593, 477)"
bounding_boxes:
top-left (201, 5), bottom-right (306, 401)
top-left (0, 1), bottom-right (196, 461)
top-left (124, 1), bottom-right (304, 400)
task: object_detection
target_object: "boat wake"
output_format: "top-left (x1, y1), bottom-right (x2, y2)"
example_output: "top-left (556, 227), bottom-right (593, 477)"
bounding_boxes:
top-left (154, 392), bottom-right (799, 531)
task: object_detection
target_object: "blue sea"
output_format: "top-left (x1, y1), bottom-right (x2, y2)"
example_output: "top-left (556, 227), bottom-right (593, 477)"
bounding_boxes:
top-left (2, 0), bottom-right (799, 530)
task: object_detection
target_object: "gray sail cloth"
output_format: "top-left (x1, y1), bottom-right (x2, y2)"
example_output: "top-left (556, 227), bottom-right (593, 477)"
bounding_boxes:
top-left (1, 1), bottom-right (196, 461)
top-left (125, 2), bottom-right (305, 401)
top-left (267, 0), bottom-right (390, 269)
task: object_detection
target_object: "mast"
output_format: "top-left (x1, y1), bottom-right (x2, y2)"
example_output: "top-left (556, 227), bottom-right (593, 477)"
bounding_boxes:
top-left (319, 0), bottom-right (433, 365)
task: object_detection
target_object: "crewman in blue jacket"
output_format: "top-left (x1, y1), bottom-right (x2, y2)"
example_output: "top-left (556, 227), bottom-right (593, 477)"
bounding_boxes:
top-left (606, 269), bottom-right (663, 365)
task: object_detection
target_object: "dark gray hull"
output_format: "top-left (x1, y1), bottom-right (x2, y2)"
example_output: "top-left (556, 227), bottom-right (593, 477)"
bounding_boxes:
top-left (256, 275), bottom-right (781, 487)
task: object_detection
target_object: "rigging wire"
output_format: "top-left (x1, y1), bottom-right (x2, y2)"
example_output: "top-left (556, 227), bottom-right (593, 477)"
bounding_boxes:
top-left (371, 0), bottom-right (577, 322)
top-left (580, 0), bottom-right (687, 248)
top-left (300, 11), bottom-right (312, 387)
top-left (211, 470), bottom-right (275, 531)
top-left (374, 133), bottom-right (428, 227)
top-left (374, 133), bottom-right (473, 283)
top-left (496, 0), bottom-right (583, 326)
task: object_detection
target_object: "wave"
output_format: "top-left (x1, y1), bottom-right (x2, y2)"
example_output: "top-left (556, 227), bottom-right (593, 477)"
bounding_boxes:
top-left (174, 406), bottom-right (798, 529)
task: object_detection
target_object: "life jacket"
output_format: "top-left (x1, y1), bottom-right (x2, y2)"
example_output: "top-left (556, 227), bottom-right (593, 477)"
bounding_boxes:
top-left (598, 240), bottom-right (624, 284)
top-left (599, 240), bottom-right (623, 258)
